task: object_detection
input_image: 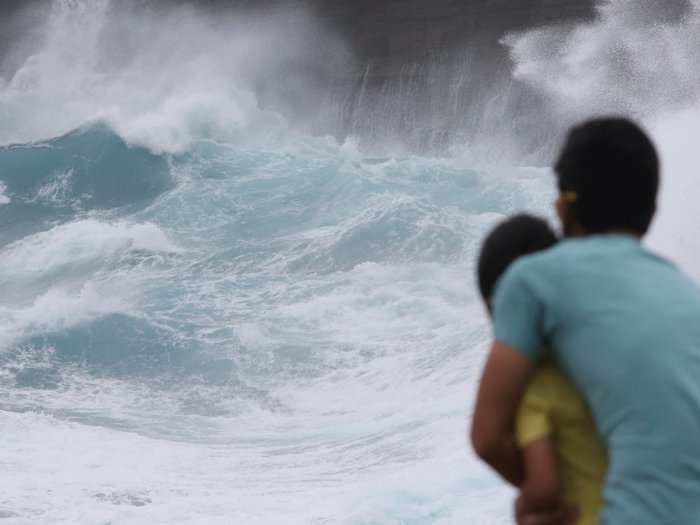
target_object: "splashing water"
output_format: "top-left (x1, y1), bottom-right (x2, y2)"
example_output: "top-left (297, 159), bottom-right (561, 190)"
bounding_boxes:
top-left (505, 0), bottom-right (700, 278)
top-left (1, 0), bottom-right (699, 523)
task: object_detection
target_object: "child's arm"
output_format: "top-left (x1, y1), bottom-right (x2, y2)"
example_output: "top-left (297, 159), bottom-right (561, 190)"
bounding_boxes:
top-left (514, 368), bottom-right (579, 524)
top-left (518, 437), bottom-right (562, 512)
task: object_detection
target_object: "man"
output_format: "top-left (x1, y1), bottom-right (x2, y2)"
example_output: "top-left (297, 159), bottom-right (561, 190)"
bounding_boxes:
top-left (471, 118), bottom-right (700, 523)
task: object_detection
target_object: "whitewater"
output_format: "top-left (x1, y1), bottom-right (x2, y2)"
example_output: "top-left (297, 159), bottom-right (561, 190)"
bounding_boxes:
top-left (1, 1), bottom-right (699, 523)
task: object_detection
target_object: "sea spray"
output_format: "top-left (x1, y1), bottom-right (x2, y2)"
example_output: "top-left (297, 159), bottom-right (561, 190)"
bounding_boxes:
top-left (504, 0), bottom-right (700, 276)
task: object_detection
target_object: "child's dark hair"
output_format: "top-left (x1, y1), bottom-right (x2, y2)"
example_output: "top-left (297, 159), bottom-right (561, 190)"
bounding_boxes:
top-left (555, 117), bottom-right (659, 235)
top-left (477, 214), bottom-right (557, 304)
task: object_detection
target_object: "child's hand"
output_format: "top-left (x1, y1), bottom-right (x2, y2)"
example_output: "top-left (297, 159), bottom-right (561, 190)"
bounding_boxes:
top-left (515, 495), bottom-right (579, 525)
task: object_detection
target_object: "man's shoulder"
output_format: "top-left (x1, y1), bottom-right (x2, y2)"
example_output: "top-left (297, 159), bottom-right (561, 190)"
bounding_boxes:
top-left (494, 242), bottom-right (588, 309)
top-left (508, 236), bottom-right (636, 278)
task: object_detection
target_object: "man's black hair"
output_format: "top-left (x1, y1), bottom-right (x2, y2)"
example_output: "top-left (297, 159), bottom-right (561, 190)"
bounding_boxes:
top-left (555, 117), bottom-right (659, 235)
top-left (477, 214), bottom-right (557, 303)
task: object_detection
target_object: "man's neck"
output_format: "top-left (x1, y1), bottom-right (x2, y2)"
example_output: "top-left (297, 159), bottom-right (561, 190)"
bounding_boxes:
top-left (605, 228), bottom-right (643, 239)
top-left (566, 227), bottom-right (642, 240)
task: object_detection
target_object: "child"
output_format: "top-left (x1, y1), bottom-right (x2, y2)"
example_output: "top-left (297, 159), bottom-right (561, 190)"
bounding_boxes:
top-left (477, 214), bottom-right (607, 525)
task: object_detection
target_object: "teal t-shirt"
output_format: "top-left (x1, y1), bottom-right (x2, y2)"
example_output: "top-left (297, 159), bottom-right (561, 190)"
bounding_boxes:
top-left (493, 235), bottom-right (700, 524)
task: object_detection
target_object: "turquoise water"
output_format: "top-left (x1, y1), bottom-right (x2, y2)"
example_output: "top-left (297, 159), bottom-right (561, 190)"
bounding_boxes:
top-left (0, 119), bottom-right (552, 522)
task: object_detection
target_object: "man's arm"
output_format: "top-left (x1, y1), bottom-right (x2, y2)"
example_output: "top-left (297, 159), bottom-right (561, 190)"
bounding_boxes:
top-left (470, 340), bottom-right (534, 486)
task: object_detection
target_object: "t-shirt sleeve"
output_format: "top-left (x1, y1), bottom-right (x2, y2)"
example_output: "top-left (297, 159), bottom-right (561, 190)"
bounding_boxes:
top-left (492, 262), bottom-right (546, 361)
top-left (516, 375), bottom-right (553, 447)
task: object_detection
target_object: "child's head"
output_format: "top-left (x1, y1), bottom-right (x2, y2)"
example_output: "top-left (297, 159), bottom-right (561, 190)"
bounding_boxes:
top-left (477, 214), bottom-right (557, 313)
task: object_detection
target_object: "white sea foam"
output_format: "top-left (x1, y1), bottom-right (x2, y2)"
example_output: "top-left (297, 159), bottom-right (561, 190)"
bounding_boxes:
top-left (0, 181), bottom-right (9, 205)
top-left (0, 218), bottom-right (179, 279)
top-left (31, 168), bottom-right (76, 207)
top-left (0, 219), bottom-right (180, 349)
top-left (0, 408), bottom-right (510, 524)
top-left (0, 280), bottom-right (130, 350)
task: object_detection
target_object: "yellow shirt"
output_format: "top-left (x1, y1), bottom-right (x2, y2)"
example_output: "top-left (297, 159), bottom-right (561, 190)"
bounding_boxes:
top-left (516, 365), bottom-right (608, 525)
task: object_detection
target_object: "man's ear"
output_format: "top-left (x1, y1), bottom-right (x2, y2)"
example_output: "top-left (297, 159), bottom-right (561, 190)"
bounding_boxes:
top-left (555, 195), bottom-right (578, 237)
top-left (555, 195), bottom-right (568, 234)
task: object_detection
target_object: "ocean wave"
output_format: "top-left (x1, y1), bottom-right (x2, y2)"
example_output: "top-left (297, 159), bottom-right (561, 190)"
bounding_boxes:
top-left (0, 124), bottom-right (174, 248)
top-left (0, 25), bottom-right (549, 521)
